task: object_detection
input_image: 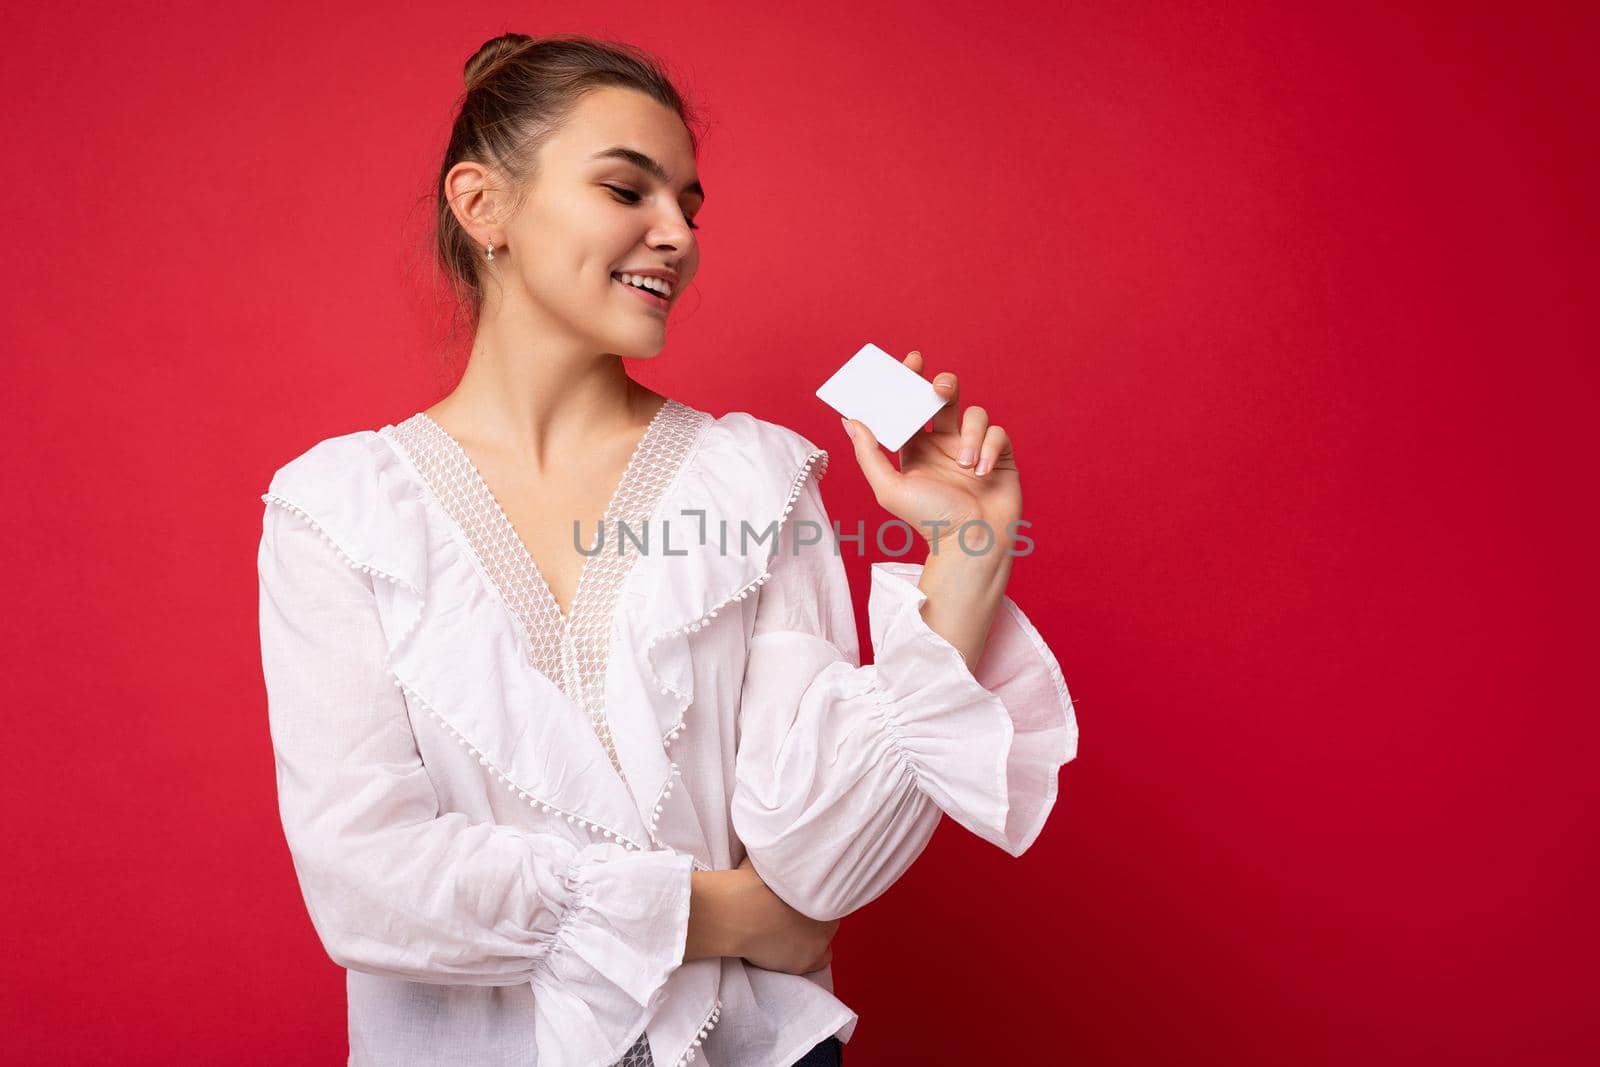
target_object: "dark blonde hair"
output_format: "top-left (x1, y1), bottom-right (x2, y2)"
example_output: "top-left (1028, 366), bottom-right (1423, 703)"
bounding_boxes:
top-left (433, 33), bottom-right (703, 337)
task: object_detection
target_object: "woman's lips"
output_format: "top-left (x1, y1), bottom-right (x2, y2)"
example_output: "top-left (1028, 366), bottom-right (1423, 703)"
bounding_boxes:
top-left (613, 276), bottom-right (669, 312)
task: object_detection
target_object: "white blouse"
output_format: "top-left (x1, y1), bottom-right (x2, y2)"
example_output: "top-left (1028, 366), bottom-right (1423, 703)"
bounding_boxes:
top-left (256, 398), bottom-right (1079, 1067)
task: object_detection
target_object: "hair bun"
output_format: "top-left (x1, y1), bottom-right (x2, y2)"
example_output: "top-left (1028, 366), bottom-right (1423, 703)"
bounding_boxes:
top-left (464, 33), bottom-right (535, 89)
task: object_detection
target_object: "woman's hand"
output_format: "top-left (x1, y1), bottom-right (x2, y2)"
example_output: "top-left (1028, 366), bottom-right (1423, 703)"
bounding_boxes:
top-left (839, 350), bottom-right (1022, 558)
top-left (730, 855), bottom-right (839, 974)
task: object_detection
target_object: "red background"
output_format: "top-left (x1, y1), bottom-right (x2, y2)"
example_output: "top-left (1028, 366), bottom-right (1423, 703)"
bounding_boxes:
top-left (4, 1), bottom-right (1594, 1063)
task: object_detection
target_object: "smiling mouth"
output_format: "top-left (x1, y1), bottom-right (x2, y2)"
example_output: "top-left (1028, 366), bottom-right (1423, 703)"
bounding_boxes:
top-left (612, 275), bottom-right (670, 311)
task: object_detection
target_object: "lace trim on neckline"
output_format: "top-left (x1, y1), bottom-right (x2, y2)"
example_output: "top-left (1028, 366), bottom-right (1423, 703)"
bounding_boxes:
top-left (379, 399), bottom-right (710, 777)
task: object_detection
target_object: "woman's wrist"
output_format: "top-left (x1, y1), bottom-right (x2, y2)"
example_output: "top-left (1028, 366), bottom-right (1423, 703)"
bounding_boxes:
top-left (915, 548), bottom-right (1013, 670)
top-left (685, 869), bottom-right (748, 961)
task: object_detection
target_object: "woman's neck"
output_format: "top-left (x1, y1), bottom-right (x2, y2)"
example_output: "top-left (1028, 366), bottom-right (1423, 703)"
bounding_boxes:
top-left (425, 340), bottom-right (663, 471)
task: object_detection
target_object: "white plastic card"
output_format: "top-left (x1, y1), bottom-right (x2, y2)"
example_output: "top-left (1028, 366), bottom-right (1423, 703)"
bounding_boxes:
top-left (814, 343), bottom-right (946, 451)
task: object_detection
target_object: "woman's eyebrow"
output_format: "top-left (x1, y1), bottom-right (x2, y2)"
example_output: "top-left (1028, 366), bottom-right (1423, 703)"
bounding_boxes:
top-left (588, 146), bottom-right (706, 201)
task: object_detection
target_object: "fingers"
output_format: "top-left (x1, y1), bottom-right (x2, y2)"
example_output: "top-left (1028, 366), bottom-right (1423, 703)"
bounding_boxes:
top-left (806, 930), bottom-right (837, 972)
top-left (904, 350), bottom-right (1013, 476)
top-left (930, 371), bottom-right (960, 436)
top-left (958, 405), bottom-right (989, 469)
top-left (975, 423), bottom-right (1010, 477)
top-left (906, 349), bottom-right (961, 436)
top-left (841, 416), bottom-right (899, 500)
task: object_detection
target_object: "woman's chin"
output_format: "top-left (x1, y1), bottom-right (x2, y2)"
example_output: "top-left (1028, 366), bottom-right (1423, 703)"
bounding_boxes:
top-left (611, 334), bottom-right (668, 360)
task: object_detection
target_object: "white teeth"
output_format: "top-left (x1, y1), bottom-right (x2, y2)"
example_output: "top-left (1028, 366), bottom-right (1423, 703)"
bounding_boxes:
top-left (615, 272), bottom-right (672, 298)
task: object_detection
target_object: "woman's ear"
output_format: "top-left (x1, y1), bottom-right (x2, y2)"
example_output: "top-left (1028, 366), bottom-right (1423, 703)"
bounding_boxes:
top-left (443, 159), bottom-right (506, 249)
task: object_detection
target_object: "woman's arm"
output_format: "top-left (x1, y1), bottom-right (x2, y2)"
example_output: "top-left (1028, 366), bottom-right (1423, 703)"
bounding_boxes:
top-left (916, 542), bottom-right (1014, 670)
top-left (685, 866), bottom-right (839, 975)
top-left (841, 348), bottom-right (1026, 671)
top-left (685, 870), bottom-right (744, 961)
top-left (729, 470), bottom-right (1077, 923)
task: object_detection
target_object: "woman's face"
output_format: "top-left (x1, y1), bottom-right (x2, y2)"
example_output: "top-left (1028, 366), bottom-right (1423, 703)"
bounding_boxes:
top-left (484, 85), bottom-right (704, 357)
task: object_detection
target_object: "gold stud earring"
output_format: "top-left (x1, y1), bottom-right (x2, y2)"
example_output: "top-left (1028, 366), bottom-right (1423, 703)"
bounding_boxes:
top-left (484, 242), bottom-right (495, 262)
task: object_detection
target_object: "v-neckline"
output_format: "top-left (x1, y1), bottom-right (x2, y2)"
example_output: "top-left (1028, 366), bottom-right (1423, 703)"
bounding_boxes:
top-left (417, 397), bottom-right (676, 632)
top-left (383, 396), bottom-right (712, 782)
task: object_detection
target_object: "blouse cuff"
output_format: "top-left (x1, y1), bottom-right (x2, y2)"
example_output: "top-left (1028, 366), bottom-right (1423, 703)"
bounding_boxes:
top-left (865, 561), bottom-right (1078, 857)
top-left (530, 842), bottom-right (695, 1065)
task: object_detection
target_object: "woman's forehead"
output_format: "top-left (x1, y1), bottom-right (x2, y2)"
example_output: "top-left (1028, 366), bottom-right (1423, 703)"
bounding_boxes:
top-left (557, 89), bottom-right (698, 179)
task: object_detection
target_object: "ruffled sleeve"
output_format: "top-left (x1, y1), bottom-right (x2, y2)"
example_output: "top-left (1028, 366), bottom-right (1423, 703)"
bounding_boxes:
top-left (258, 501), bottom-right (693, 1064)
top-left (730, 471), bottom-right (1078, 922)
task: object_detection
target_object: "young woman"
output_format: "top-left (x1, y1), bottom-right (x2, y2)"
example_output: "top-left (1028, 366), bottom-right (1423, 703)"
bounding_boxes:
top-left (257, 33), bottom-right (1078, 1067)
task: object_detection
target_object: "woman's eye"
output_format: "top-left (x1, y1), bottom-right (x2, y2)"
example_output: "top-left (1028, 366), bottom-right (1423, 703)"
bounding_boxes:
top-left (605, 185), bottom-right (700, 231)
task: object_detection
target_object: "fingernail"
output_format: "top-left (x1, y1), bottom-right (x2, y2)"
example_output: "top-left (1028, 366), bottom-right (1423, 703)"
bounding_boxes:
top-left (840, 416), bottom-right (855, 439)
top-left (975, 457), bottom-right (991, 476)
top-left (959, 446), bottom-right (974, 466)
